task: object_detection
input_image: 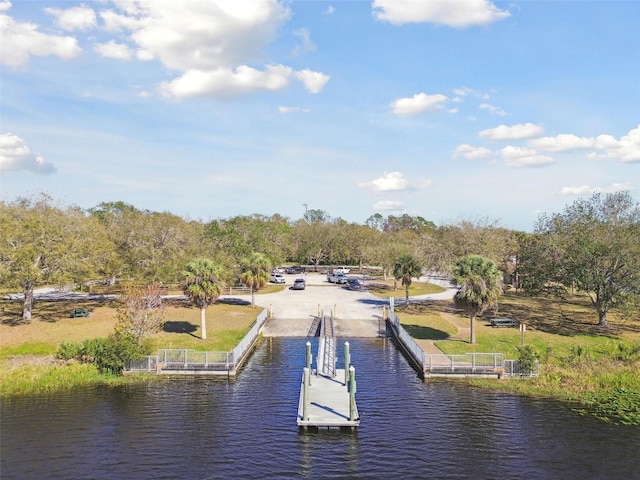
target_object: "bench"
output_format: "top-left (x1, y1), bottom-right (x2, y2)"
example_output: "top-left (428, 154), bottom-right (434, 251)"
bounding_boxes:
top-left (489, 318), bottom-right (517, 328)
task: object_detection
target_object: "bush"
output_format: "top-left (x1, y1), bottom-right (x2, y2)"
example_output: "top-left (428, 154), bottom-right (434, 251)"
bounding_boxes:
top-left (95, 334), bottom-right (152, 375)
top-left (56, 342), bottom-right (82, 361)
top-left (517, 345), bottom-right (540, 376)
top-left (55, 335), bottom-right (151, 375)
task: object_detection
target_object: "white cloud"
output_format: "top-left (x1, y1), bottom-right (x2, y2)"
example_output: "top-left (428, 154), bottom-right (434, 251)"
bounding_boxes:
top-left (453, 86), bottom-right (489, 99)
top-left (418, 177), bottom-right (434, 189)
top-left (607, 126), bottom-right (640, 163)
top-left (0, 133), bottom-right (56, 174)
top-left (453, 144), bottom-right (494, 160)
top-left (160, 65), bottom-right (293, 98)
top-left (0, 2), bottom-right (11, 13)
top-left (373, 200), bottom-right (405, 211)
top-left (501, 146), bottom-right (555, 168)
top-left (107, 0), bottom-right (291, 71)
top-left (295, 69), bottom-right (330, 93)
top-left (0, 8), bottom-right (82, 67)
top-left (95, 40), bottom-right (133, 60)
top-left (45, 5), bottom-right (97, 31)
top-left (93, 0), bottom-right (329, 99)
top-left (291, 28), bottom-right (316, 57)
top-left (479, 103), bottom-right (508, 116)
top-left (324, 6), bottom-right (335, 15)
top-left (479, 123), bottom-right (544, 141)
top-left (562, 183), bottom-right (634, 196)
top-left (530, 125), bottom-right (640, 163)
top-left (359, 171), bottom-right (410, 193)
top-left (278, 106), bottom-right (309, 114)
top-left (529, 133), bottom-right (597, 152)
top-left (391, 93), bottom-right (448, 116)
top-left (372, 0), bottom-right (510, 27)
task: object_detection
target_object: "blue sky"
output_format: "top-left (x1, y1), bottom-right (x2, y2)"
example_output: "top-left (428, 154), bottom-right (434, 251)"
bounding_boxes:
top-left (1, 0), bottom-right (638, 231)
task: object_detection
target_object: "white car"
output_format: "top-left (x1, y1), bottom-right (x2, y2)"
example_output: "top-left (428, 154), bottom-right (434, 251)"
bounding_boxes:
top-left (270, 273), bottom-right (286, 284)
top-left (333, 266), bottom-right (351, 275)
top-left (272, 267), bottom-right (285, 274)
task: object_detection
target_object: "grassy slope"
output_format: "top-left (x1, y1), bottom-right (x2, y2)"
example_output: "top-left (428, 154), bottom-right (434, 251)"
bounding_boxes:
top-left (0, 298), bottom-right (263, 395)
top-left (390, 291), bottom-right (640, 424)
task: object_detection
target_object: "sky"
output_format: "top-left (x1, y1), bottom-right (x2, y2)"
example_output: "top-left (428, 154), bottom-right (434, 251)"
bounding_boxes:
top-left (1, 0), bottom-right (639, 232)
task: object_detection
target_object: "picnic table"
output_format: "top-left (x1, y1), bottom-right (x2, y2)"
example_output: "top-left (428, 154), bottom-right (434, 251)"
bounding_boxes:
top-left (489, 318), bottom-right (517, 328)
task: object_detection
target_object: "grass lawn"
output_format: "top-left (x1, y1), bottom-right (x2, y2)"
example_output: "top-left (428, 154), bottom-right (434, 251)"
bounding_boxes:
top-left (390, 292), bottom-right (640, 360)
top-left (368, 280), bottom-right (446, 298)
top-left (0, 298), bottom-right (262, 357)
top-left (391, 291), bottom-right (640, 424)
top-left (393, 303), bottom-right (458, 340)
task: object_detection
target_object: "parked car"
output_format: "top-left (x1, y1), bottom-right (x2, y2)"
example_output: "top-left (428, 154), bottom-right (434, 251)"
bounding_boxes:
top-left (333, 266), bottom-right (351, 275)
top-left (286, 266), bottom-right (304, 274)
top-left (327, 272), bottom-right (347, 284)
top-left (272, 266), bottom-right (285, 274)
top-left (346, 278), bottom-right (362, 291)
top-left (292, 278), bottom-right (306, 290)
top-left (270, 273), bottom-right (286, 284)
top-left (70, 308), bottom-right (90, 318)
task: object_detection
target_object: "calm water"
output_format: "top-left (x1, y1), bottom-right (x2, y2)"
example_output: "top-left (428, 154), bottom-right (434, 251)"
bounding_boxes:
top-left (2, 338), bottom-right (639, 480)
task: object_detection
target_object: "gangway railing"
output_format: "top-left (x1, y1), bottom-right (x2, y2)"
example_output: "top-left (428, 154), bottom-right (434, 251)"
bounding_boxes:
top-left (317, 314), bottom-right (337, 377)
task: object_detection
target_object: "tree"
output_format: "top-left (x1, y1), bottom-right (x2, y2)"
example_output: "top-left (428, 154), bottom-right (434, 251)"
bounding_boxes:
top-left (114, 282), bottom-right (167, 345)
top-left (393, 254), bottom-right (423, 305)
top-left (183, 259), bottom-right (224, 340)
top-left (0, 195), bottom-right (110, 323)
top-left (239, 252), bottom-right (271, 308)
top-left (452, 255), bottom-right (503, 344)
top-left (521, 192), bottom-right (640, 327)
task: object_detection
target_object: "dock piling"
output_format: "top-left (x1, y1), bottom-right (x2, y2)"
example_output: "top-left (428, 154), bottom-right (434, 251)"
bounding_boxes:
top-left (349, 366), bottom-right (357, 421)
top-left (344, 341), bottom-right (350, 385)
top-left (303, 367), bottom-right (310, 421)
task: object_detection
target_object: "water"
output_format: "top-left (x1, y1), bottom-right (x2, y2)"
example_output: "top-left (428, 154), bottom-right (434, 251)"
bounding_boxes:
top-left (2, 338), bottom-right (639, 479)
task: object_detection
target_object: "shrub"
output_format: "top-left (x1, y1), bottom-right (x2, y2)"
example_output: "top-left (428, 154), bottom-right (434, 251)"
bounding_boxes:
top-left (517, 345), bottom-right (540, 376)
top-left (95, 333), bottom-right (152, 375)
top-left (56, 342), bottom-right (82, 361)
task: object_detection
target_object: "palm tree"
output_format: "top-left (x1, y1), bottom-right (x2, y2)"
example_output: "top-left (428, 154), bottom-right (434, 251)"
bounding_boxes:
top-left (183, 259), bottom-right (224, 340)
top-left (239, 252), bottom-right (271, 308)
top-left (452, 255), bottom-right (503, 344)
top-left (393, 253), bottom-right (423, 305)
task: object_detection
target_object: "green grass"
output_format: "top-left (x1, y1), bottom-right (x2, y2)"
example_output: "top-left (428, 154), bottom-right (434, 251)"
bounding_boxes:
top-left (369, 281), bottom-right (446, 298)
top-left (0, 342), bottom-right (57, 360)
top-left (0, 361), bottom-right (158, 396)
top-left (391, 291), bottom-right (640, 424)
top-left (394, 304), bottom-right (457, 340)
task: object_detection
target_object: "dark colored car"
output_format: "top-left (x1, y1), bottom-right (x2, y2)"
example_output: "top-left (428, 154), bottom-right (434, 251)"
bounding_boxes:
top-left (70, 308), bottom-right (90, 318)
top-left (346, 278), bottom-right (362, 291)
top-left (286, 266), bottom-right (304, 274)
top-left (292, 278), bottom-right (306, 290)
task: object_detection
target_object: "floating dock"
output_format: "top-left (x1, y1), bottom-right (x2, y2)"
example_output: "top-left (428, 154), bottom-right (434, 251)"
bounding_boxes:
top-left (296, 318), bottom-right (360, 429)
top-left (296, 368), bottom-right (359, 428)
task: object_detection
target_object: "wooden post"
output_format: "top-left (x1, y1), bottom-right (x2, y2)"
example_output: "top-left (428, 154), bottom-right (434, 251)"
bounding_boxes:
top-left (303, 367), bottom-right (310, 421)
top-left (348, 366), bottom-right (356, 421)
top-left (520, 322), bottom-right (526, 345)
top-left (344, 341), bottom-right (350, 385)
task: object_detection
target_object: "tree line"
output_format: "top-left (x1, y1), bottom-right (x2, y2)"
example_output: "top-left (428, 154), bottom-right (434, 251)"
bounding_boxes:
top-left (1, 192), bottom-right (639, 330)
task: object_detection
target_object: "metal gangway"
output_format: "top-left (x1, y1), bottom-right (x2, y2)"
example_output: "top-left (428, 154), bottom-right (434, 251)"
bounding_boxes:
top-left (317, 314), bottom-right (337, 377)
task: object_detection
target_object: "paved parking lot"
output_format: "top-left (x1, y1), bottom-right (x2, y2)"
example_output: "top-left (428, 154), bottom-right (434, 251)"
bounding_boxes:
top-left (224, 272), bottom-right (388, 337)
top-left (222, 272), bottom-right (456, 338)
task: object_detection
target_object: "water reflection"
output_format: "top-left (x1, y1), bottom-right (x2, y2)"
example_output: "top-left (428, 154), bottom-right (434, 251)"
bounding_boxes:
top-left (1, 338), bottom-right (639, 480)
